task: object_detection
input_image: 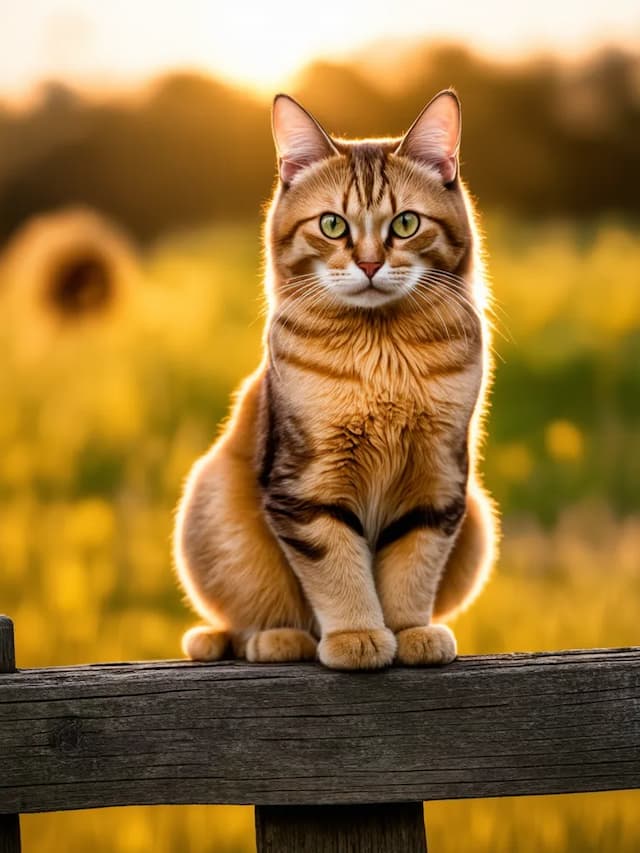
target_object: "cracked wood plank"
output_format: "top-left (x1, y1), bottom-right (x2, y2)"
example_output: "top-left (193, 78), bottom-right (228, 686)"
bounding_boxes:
top-left (1, 645), bottom-right (639, 814)
top-left (0, 616), bottom-right (21, 852)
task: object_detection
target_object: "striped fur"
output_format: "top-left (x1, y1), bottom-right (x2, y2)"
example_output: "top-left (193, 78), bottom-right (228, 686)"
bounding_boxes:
top-left (174, 91), bottom-right (498, 670)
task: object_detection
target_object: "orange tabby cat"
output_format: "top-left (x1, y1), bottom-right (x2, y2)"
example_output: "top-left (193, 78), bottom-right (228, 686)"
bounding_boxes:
top-left (174, 90), bottom-right (497, 670)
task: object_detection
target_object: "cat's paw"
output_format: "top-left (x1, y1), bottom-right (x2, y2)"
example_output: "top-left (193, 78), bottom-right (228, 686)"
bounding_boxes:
top-left (318, 628), bottom-right (396, 670)
top-left (395, 624), bottom-right (457, 666)
top-left (246, 628), bottom-right (317, 663)
top-left (182, 626), bottom-right (230, 661)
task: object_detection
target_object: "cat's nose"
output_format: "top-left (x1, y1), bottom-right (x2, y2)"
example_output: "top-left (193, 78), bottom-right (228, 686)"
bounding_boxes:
top-left (357, 261), bottom-right (383, 280)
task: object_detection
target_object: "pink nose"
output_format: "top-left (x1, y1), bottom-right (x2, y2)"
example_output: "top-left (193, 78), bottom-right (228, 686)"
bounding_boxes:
top-left (357, 261), bottom-right (383, 280)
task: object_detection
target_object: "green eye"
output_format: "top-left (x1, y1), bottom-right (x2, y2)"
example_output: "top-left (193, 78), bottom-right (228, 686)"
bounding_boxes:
top-left (320, 213), bottom-right (348, 239)
top-left (390, 211), bottom-right (420, 239)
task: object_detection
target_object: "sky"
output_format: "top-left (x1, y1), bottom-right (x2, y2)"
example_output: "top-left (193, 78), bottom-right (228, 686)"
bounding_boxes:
top-left (0, 0), bottom-right (638, 99)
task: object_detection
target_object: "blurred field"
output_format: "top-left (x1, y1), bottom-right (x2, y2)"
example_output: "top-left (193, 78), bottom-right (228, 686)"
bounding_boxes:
top-left (1, 216), bottom-right (639, 852)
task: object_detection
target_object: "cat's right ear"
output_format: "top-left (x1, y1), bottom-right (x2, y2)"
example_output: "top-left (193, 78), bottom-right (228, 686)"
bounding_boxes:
top-left (272, 95), bottom-right (338, 185)
top-left (395, 90), bottom-right (461, 184)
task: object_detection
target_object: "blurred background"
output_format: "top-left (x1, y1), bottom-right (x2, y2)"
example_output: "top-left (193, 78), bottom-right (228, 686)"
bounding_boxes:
top-left (1, 1), bottom-right (639, 851)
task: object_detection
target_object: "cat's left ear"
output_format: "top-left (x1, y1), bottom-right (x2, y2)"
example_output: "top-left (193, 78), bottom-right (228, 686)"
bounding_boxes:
top-left (395, 90), bottom-right (461, 184)
top-left (272, 94), bottom-right (338, 185)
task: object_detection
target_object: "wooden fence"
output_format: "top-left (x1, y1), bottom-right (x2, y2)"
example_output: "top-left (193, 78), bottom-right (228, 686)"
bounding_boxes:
top-left (1, 614), bottom-right (639, 851)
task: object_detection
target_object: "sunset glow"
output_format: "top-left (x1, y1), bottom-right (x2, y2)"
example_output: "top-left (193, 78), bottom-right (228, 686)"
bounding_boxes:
top-left (0, 0), bottom-right (638, 99)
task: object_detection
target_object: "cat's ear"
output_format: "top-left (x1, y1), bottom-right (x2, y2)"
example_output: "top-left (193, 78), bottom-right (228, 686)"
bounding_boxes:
top-left (395, 90), bottom-right (461, 184)
top-left (272, 94), bottom-right (338, 184)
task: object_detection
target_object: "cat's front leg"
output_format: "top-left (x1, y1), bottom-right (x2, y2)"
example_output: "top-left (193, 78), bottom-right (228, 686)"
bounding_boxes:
top-left (375, 499), bottom-right (466, 665)
top-left (265, 495), bottom-right (396, 670)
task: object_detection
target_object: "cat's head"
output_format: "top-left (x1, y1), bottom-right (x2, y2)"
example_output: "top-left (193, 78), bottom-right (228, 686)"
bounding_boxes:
top-left (267, 90), bottom-right (474, 312)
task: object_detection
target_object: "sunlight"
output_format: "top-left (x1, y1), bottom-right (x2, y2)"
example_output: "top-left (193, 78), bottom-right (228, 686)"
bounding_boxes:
top-left (0, 0), bottom-right (638, 99)
top-left (200, 3), bottom-right (368, 93)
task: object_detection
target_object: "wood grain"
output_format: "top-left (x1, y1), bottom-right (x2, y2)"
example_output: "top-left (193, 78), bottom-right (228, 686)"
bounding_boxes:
top-left (1, 647), bottom-right (639, 815)
top-left (0, 617), bottom-right (16, 675)
top-left (255, 803), bottom-right (427, 852)
top-left (0, 817), bottom-right (21, 853)
top-left (0, 617), bottom-right (21, 853)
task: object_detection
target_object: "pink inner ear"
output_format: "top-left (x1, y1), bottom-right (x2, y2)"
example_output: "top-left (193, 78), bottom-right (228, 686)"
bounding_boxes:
top-left (273, 96), bottom-right (337, 185)
top-left (439, 155), bottom-right (458, 183)
top-left (396, 92), bottom-right (461, 184)
top-left (280, 158), bottom-right (307, 183)
top-left (396, 131), bottom-right (459, 183)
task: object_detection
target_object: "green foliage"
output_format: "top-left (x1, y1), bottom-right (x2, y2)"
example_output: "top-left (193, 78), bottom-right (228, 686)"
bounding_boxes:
top-left (485, 217), bottom-right (640, 521)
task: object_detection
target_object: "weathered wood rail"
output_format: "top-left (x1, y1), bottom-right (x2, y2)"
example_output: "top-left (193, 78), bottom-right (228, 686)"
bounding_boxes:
top-left (1, 615), bottom-right (639, 851)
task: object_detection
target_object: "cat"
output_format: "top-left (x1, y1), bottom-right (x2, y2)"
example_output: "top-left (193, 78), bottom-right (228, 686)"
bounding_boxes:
top-left (174, 89), bottom-right (497, 670)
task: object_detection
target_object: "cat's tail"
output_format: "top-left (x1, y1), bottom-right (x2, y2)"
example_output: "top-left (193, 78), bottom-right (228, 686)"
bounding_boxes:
top-left (433, 482), bottom-right (498, 622)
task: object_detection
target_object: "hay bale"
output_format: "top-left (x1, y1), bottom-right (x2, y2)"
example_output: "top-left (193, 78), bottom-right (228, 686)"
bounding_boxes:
top-left (0, 207), bottom-right (141, 340)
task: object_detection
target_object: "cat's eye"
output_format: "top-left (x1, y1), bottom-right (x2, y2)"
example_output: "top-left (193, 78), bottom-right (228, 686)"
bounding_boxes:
top-left (390, 211), bottom-right (420, 239)
top-left (319, 213), bottom-right (348, 239)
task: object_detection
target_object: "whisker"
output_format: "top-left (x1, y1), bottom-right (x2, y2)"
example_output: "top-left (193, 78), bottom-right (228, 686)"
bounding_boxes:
top-left (412, 280), bottom-right (476, 349)
top-left (416, 275), bottom-right (484, 333)
top-left (269, 280), bottom-right (332, 361)
top-left (421, 281), bottom-right (479, 323)
top-left (279, 276), bottom-right (323, 292)
top-left (419, 269), bottom-right (513, 342)
top-left (439, 282), bottom-right (511, 345)
top-left (420, 279), bottom-right (508, 361)
top-left (411, 286), bottom-right (454, 343)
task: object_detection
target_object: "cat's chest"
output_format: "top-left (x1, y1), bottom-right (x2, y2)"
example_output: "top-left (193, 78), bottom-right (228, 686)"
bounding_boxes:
top-left (293, 348), bottom-right (482, 443)
top-left (315, 383), bottom-right (464, 470)
top-left (275, 348), bottom-right (480, 533)
top-left (328, 392), bottom-right (433, 451)
top-left (306, 386), bottom-right (467, 533)
top-left (273, 324), bottom-right (482, 497)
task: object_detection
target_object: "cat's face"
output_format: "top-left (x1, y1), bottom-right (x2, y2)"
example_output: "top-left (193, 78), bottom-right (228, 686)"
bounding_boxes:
top-left (268, 92), bottom-right (473, 312)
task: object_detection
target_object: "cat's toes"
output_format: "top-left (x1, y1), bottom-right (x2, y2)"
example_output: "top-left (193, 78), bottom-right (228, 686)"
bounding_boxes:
top-left (396, 624), bottom-right (457, 666)
top-left (246, 628), bottom-right (317, 663)
top-left (318, 628), bottom-right (396, 670)
top-left (182, 626), bottom-right (230, 661)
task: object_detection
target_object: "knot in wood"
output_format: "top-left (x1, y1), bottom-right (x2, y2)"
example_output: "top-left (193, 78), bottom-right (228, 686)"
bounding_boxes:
top-left (50, 717), bottom-right (82, 752)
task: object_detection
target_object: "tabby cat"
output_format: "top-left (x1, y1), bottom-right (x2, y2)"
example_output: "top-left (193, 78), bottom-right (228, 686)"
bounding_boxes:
top-left (174, 90), bottom-right (497, 670)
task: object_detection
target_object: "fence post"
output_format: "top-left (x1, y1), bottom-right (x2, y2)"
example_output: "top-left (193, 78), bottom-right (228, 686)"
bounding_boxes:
top-left (0, 617), bottom-right (21, 853)
top-left (255, 803), bottom-right (427, 852)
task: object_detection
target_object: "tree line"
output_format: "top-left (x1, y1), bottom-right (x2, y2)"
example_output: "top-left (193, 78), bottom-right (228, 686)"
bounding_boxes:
top-left (0, 43), bottom-right (638, 243)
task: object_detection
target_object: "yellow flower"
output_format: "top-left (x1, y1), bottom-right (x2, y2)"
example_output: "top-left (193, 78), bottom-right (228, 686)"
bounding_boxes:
top-left (494, 442), bottom-right (534, 482)
top-left (545, 419), bottom-right (584, 462)
top-left (64, 499), bottom-right (116, 551)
